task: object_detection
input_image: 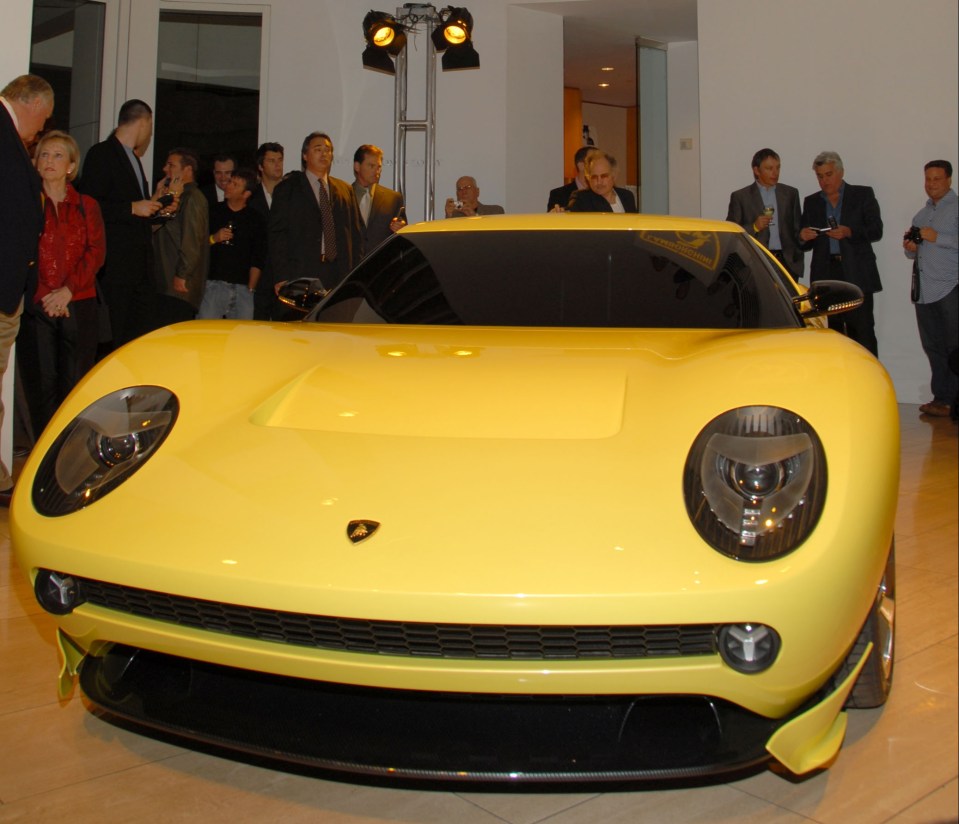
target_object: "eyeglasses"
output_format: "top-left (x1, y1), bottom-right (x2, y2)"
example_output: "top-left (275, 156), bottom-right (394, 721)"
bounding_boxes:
top-left (456, 184), bottom-right (476, 192)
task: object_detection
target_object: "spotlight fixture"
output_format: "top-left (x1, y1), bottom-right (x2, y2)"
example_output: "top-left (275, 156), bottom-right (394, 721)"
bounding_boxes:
top-left (361, 10), bottom-right (407, 75)
top-left (431, 7), bottom-right (479, 70)
top-left (440, 41), bottom-right (479, 71)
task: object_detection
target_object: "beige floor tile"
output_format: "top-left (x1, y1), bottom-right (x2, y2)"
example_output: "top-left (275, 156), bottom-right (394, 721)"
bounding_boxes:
top-left (886, 777), bottom-right (959, 824)
top-left (729, 643), bottom-right (958, 823)
top-left (532, 785), bottom-right (811, 823)
top-left (0, 750), bottom-right (509, 824)
top-left (0, 698), bottom-right (185, 802)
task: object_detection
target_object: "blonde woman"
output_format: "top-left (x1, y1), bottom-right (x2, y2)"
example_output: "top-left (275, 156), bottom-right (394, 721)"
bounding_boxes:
top-left (18, 130), bottom-right (105, 436)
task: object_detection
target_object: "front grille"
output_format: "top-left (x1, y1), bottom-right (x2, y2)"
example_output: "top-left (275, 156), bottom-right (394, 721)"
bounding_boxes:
top-left (74, 575), bottom-right (718, 661)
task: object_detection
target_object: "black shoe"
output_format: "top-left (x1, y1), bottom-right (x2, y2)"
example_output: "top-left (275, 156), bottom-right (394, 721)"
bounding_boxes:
top-left (0, 486), bottom-right (13, 508)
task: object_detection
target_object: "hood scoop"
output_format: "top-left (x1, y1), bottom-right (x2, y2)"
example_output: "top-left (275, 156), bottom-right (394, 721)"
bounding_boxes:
top-left (250, 358), bottom-right (626, 440)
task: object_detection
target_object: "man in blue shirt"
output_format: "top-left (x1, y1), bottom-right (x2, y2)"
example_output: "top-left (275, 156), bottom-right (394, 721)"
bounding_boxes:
top-left (726, 148), bottom-right (804, 281)
top-left (903, 160), bottom-right (958, 418)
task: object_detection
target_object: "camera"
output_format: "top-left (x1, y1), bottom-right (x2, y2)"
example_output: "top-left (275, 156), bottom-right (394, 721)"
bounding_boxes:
top-left (453, 200), bottom-right (463, 210)
top-left (904, 226), bottom-right (923, 245)
top-left (157, 193), bottom-right (175, 207)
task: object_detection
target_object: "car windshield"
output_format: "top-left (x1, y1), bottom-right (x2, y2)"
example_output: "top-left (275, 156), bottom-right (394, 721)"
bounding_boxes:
top-left (309, 229), bottom-right (802, 329)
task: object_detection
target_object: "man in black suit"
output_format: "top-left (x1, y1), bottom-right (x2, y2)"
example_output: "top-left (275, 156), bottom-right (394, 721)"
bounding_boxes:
top-left (352, 144), bottom-right (405, 258)
top-left (800, 151), bottom-right (884, 355)
top-left (249, 142), bottom-right (284, 319)
top-left (726, 148), bottom-right (804, 281)
top-left (269, 132), bottom-right (362, 294)
top-left (79, 99), bottom-right (162, 348)
top-left (0, 74), bottom-right (54, 501)
top-left (547, 145), bottom-right (595, 212)
top-left (567, 151), bottom-right (638, 213)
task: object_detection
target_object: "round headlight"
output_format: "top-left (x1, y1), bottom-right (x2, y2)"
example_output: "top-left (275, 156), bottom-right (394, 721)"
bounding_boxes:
top-left (32, 386), bottom-right (179, 516)
top-left (684, 407), bottom-right (826, 561)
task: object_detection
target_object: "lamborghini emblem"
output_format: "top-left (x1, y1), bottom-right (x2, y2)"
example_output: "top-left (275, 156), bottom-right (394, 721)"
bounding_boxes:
top-left (347, 520), bottom-right (380, 544)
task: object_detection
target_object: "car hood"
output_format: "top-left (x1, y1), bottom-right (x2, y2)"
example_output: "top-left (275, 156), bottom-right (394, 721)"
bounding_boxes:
top-left (16, 320), bottom-right (899, 623)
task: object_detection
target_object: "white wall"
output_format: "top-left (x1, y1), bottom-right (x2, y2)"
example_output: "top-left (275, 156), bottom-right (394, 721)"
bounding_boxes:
top-left (507, 5), bottom-right (565, 213)
top-left (698, 0), bottom-right (959, 403)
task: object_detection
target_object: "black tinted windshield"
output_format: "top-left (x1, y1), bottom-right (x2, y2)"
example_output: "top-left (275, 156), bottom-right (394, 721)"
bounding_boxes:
top-left (310, 229), bottom-right (801, 329)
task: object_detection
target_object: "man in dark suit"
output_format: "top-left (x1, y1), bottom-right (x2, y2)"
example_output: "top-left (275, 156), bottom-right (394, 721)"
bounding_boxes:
top-left (566, 151), bottom-right (638, 213)
top-left (352, 144), bottom-right (405, 258)
top-left (269, 132), bottom-right (362, 295)
top-left (79, 99), bottom-right (162, 348)
top-left (800, 151), bottom-right (884, 356)
top-left (249, 142), bottom-right (284, 319)
top-left (726, 148), bottom-right (804, 281)
top-left (0, 74), bottom-right (54, 502)
top-left (547, 145), bottom-right (595, 212)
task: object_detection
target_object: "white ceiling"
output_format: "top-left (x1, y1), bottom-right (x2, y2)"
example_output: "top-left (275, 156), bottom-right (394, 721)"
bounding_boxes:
top-left (521, 0), bottom-right (698, 107)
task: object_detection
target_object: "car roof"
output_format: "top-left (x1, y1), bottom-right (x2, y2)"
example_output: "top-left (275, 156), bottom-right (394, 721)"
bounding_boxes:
top-left (400, 213), bottom-right (744, 234)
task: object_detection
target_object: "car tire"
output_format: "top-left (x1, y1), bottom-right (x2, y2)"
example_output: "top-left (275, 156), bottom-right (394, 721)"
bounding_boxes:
top-left (843, 540), bottom-right (896, 709)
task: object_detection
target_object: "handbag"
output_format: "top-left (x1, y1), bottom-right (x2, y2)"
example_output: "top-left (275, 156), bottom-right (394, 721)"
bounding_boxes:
top-left (910, 258), bottom-right (921, 303)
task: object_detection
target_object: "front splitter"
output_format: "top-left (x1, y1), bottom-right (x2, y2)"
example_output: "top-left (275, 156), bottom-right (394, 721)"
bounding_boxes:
top-left (79, 645), bottom-right (777, 784)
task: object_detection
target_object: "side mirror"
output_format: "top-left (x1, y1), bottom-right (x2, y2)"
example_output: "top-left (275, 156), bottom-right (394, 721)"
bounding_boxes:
top-left (277, 278), bottom-right (329, 313)
top-left (792, 280), bottom-right (863, 318)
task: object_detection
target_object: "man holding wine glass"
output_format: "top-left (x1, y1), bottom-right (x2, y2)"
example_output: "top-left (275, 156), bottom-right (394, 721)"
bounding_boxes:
top-left (151, 147), bottom-right (208, 328)
top-left (198, 167), bottom-right (266, 320)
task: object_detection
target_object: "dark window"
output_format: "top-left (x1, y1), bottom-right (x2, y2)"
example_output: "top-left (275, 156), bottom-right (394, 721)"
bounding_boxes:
top-left (311, 230), bottom-right (802, 330)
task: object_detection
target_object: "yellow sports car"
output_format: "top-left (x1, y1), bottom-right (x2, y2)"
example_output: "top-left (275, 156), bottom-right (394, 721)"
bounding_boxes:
top-left (12, 214), bottom-right (899, 784)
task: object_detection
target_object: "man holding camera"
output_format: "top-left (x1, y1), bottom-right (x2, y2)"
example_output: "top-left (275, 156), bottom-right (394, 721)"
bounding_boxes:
top-left (800, 150), bottom-right (883, 356)
top-left (903, 160), bottom-right (958, 418)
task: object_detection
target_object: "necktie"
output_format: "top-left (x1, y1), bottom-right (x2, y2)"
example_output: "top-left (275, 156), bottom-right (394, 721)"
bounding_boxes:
top-left (135, 155), bottom-right (149, 198)
top-left (318, 179), bottom-right (337, 261)
top-left (360, 188), bottom-right (371, 225)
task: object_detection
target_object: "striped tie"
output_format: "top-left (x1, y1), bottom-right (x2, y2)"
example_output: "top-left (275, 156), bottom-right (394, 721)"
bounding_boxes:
top-left (318, 179), bottom-right (337, 261)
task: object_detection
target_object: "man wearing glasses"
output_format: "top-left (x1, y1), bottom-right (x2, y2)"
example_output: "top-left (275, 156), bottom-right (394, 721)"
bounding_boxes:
top-left (444, 176), bottom-right (504, 217)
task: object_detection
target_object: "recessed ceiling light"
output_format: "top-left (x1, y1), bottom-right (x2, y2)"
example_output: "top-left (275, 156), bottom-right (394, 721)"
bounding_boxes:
top-left (601, 66), bottom-right (614, 72)
top-left (598, 82), bottom-right (610, 88)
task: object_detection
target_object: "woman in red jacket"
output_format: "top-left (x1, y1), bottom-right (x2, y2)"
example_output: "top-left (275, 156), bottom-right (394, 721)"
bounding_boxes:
top-left (18, 129), bottom-right (106, 437)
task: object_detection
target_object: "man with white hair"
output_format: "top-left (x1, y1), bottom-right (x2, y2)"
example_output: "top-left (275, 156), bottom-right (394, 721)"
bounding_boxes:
top-left (800, 150), bottom-right (884, 356)
top-left (0, 74), bottom-right (54, 505)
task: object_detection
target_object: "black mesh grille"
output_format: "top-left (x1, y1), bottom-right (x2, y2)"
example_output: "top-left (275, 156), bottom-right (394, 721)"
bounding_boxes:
top-left (74, 575), bottom-right (718, 661)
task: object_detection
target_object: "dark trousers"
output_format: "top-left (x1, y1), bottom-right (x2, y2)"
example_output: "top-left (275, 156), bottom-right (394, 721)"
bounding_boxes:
top-left (915, 285), bottom-right (959, 405)
top-left (17, 298), bottom-right (98, 436)
top-left (98, 250), bottom-right (155, 351)
top-left (152, 294), bottom-right (196, 329)
top-left (826, 258), bottom-right (878, 356)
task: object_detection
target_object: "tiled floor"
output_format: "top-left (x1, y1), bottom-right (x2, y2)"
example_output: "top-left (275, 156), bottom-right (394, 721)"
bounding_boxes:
top-left (1, 406), bottom-right (956, 823)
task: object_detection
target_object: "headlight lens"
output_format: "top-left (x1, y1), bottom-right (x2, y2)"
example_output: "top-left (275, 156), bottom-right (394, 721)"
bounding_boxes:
top-left (32, 386), bottom-right (178, 516)
top-left (684, 407), bottom-right (826, 561)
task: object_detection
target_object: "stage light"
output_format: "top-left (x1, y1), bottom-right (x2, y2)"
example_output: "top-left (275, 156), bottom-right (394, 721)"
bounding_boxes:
top-left (362, 11), bottom-right (407, 75)
top-left (441, 41), bottom-right (480, 71)
top-left (441, 8), bottom-right (472, 45)
top-left (431, 7), bottom-right (479, 70)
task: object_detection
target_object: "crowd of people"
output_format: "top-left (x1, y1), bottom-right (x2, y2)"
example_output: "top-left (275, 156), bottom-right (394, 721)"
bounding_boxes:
top-left (551, 143), bottom-right (956, 418)
top-left (1, 72), bottom-right (956, 503)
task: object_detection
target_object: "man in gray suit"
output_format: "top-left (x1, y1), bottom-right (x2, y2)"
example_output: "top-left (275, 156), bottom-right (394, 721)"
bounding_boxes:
top-left (726, 148), bottom-right (803, 280)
